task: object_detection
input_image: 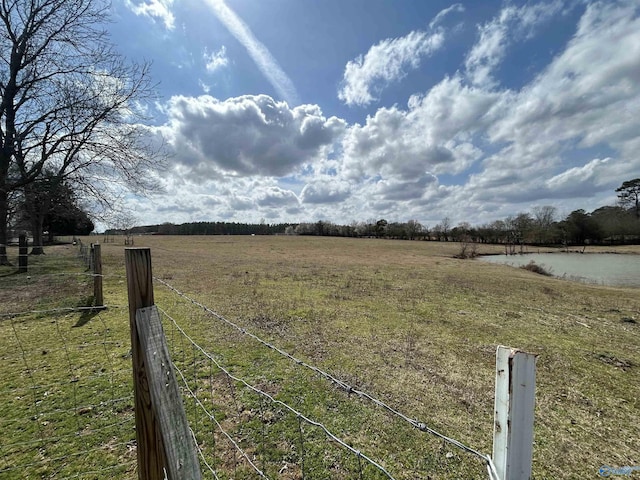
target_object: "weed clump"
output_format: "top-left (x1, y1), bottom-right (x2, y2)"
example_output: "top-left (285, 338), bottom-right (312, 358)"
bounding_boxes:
top-left (520, 260), bottom-right (552, 276)
top-left (454, 241), bottom-right (478, 259)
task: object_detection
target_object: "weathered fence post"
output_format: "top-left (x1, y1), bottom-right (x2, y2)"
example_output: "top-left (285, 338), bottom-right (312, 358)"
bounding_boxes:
top-left (92, 244), bottom-right (103, 308)
top-left (125, 248), bottom-right (201, 480)
top-left (18, 234), bottom-right (27, 273)
top-left (493, 346), bottom-right (537, 480)
top-left (126, 248), bottom-right (159, 480)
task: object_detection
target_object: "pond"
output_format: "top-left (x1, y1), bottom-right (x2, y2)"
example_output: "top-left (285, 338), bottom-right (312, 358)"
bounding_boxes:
top-left (478, 253), bottom-right (640, 287)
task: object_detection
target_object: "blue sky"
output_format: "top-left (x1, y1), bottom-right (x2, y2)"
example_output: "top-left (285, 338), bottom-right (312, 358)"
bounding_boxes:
top-left (106, 0), bottom-right (640, 229)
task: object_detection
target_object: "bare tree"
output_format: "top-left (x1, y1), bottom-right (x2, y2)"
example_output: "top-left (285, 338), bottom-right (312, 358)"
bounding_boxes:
top-left (440, 217), bottom-right (451, 241)
top-left (532, 205), bottom-right (557, 243)
top-left (405, 219), bottom-right (423, 240)
top-left (111, 211), bottom-right (138, 245)
top-left (0, 0), bottom-right (163, 263)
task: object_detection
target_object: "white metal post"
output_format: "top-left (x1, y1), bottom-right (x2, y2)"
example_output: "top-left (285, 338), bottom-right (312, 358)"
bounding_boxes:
top-left (493, 346), bottom-right (537, 480)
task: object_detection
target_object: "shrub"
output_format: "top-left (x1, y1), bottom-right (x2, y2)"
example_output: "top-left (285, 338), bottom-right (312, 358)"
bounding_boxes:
top-left (520, 260), bottom-right (552, 276)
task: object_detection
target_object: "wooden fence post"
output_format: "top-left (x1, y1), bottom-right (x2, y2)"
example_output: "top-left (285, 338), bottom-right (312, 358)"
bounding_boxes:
top-left (125, 248), bottom-right (201, 480)
top-left (493, 346), bottom-right (537, 480)
top-left (92, 244), bottom-right (103, 308)
top-left (18, 234), bottom-right (27, 273)
top-left (136, 305), bottom-right (202, 480)
top-left (126, 248), bottom-right (159, 480)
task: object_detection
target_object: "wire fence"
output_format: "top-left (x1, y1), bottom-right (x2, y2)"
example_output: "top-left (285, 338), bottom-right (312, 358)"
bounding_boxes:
top-left (0, 242), bottom-right (136, 479)
top-left (2, 242), bottom-right (501, 479)
top-left (152, 275), bottom-right (498, 479)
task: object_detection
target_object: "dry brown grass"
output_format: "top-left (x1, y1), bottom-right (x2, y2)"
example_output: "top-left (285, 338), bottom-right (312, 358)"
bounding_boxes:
top-left (2, 236), bottom-right (639, 479)
top-left (87, 235), bottom-right (639, 479)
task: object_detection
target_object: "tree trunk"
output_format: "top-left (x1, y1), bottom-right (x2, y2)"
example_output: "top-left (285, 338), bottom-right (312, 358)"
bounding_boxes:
top-left (30, 215), bottom-right (45, 255)
top-left (0, 188), bottom-right (9, 265)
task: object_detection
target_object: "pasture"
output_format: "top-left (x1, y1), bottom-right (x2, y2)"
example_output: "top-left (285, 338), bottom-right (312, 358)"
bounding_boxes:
top-left (1, 235), bottom-right (638, 479)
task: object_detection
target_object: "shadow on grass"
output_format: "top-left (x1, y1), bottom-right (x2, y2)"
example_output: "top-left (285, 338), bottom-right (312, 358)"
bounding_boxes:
top-left (73, 295), bottom-right (107, 328)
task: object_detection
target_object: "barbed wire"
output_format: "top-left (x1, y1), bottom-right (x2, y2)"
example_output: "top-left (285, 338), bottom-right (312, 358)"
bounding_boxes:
top-left (155, 277), bottom-right (493, 468)
top-left (172, 359), bottom-right (268, 478)
top-left (161, 306), bottom-right (396, 480)
top-left (190, 428), bottom-right (221, 480)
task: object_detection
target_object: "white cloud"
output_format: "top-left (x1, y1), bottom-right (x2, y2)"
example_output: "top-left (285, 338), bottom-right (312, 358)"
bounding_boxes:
top-left (342, 75), bottom-right (501, 181)
top-left (487, 1), bottom-right (640, 176)
top-left (429, 3), bottom-right (465, 30)
top-left (159, 94), bottom-right (345, 180)
top-left (338, 4), bottom-right (468, 108)
top-left (198, 80), bottom-right (211, 94)
top-left (464, 0), bottom-right (564, 88)
top-left (300, 180), bottom-right (352, 204)
top-left (204, 0), bottom-right (299, 106)
top-left (336, 1), bottom-right (640, 222)
top-left (339, 30), bottom-right (444, 107)
top-left (546, 158), bottom-right (611, 194)
top-left (131, 1), bottom-right (640, 228)
top-left (256, 187), bottom-right (300, 208)
top-left (204, 46), bottom-right (229, 73)
top-left (125, 0), bottom-right (175, 30)
top-left (373, 175), bottom-right (439, 202)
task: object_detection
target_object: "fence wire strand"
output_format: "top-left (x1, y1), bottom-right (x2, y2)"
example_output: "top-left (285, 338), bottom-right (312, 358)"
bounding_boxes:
top-left (0, 242), bottom-right (137, 479)
top-left (155, 277), bottom-right (493, 468)
top-left (172, 359), bottom-right (268, 478)
top-left (190, 428), bottom-right (221, 480)
top-left (160, 306), bottom-right (397, 480)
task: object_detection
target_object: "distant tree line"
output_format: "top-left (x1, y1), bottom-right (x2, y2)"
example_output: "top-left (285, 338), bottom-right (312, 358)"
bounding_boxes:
top-left (108, 179), bottom-right (640, 247)
top-left (106, 221), bottom-right (294, 237)
top-left (292, 180), bottom-right (640, 246)
top-left (293, 206), bottom-right (638, 246)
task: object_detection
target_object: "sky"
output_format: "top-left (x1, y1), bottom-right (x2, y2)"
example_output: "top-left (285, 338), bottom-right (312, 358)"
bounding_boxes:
top-left (105, 0), bottom-right (640, 229)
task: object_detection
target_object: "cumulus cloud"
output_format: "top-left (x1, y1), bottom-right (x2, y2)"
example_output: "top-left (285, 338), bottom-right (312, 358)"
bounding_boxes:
top-left (481, 1), bottom-right (640, 200)
top-left (300, 180), bottom-right (352, 204)
top-left (161, 94), bottom-right (345, 179)
top-left (125, 0), bottom-right (175, 29)
top-left (491, 2), bottom-right (640, 145)
top-left (338, 4), bottom-right (469, 108)
top-left (335, 1), bottom-right (640, 221)
top-left (546, 158), bottom-right (612, 194)
top-left (342, 75), bottom-right (500, 180)
top-left (374, 175), bottom-right (438, 201)
top-left (227, 195), bottom-right (254, 211)
top-left (256, 187), bottom-right (300, 207)
top-left (132, 1), bottom-right (640, 227)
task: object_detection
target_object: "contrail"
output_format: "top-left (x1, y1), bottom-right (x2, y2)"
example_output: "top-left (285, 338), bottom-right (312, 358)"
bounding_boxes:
top-left (206, 0), bottom-right (300, 106)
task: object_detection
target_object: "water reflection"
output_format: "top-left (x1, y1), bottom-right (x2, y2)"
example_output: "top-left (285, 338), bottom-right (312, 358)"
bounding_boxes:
top-left (478, 253), bottom-right (640, 287)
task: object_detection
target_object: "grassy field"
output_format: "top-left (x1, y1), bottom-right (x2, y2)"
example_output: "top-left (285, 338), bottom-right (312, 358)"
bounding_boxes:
top-left (1, 236), bottom-right (639, 479)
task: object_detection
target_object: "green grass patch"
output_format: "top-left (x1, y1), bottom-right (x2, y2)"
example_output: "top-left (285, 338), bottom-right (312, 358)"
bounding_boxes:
top-left (2, 236), bottom-right (639, 479)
